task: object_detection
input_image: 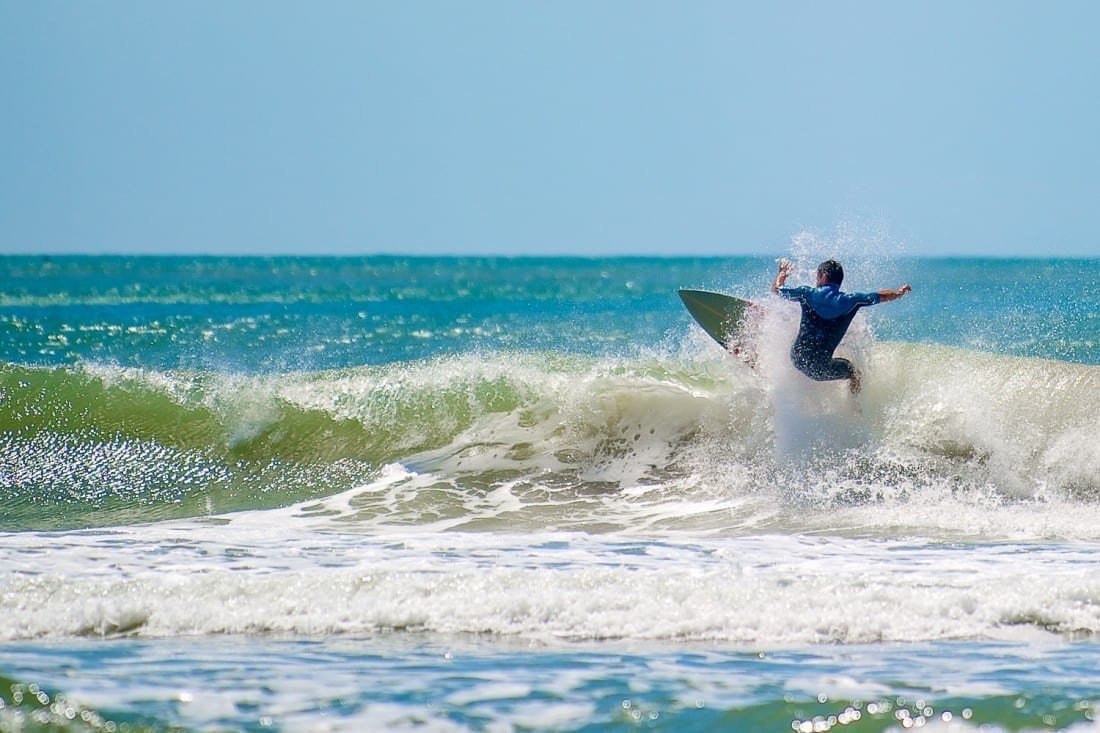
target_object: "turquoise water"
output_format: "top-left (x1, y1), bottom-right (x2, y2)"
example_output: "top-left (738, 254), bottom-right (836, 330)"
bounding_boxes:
top-left (1, 254), bottom-right (1099, 732)
top-left (3, 637), bottom-right (1100, 731)
top-left (3, 256), bottom-right (1097, 370)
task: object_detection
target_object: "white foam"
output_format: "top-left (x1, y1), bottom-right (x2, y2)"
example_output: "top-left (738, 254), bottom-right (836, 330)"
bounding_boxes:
top-left (3, 527), bottom-right (1100, 645)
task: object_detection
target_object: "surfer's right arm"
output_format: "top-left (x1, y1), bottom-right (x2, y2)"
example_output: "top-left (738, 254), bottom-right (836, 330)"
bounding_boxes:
top-left (771, 259), bottom-right (794, 294)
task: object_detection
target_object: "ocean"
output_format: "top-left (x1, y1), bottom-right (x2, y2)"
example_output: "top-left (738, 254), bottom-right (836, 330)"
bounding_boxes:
top-left (1, 253), bottom-right (1099, 732)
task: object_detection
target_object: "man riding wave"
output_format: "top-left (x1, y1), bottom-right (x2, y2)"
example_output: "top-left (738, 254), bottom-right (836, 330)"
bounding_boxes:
top-left (771, 259), bottom-right (911, 394)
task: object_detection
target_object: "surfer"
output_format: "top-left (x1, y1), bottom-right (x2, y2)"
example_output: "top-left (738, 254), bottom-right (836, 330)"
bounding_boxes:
top-left (771, 258), bottom-right (911, 394)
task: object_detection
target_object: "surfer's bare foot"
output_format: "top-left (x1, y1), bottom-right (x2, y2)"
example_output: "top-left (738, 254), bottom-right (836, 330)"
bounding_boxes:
top-left (849, 369), bottom-right (862, 395)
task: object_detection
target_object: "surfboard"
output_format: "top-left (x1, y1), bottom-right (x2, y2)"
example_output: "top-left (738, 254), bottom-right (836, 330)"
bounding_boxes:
top-left (678, 289), bottom-right (754, 354)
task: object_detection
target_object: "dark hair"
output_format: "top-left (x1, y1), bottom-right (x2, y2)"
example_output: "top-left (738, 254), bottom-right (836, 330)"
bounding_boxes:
top-left (817, 259), bottom-right (844, 286)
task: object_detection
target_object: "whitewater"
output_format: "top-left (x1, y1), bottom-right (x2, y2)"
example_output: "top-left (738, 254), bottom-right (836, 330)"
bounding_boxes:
top-left (1, 254), bottom-right (1099, 732)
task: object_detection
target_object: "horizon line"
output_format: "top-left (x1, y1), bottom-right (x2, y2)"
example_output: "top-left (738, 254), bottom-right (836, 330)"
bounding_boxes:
top-left (0, 250), bottom-right (1096, 261)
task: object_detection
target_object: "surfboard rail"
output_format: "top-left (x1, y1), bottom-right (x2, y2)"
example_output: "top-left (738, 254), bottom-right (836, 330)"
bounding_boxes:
top-left (678, 288), bottom-right (759, 366)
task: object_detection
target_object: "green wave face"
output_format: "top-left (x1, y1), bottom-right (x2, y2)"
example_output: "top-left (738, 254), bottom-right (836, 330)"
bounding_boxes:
top-left (0, 351), bottom-right (746, 530)
top-left (0, 365), bottom-right (365, 529)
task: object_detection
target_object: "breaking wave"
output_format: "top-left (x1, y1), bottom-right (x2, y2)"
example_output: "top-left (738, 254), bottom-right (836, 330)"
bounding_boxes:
top-left (2, 341), bottom-right (1097, 537)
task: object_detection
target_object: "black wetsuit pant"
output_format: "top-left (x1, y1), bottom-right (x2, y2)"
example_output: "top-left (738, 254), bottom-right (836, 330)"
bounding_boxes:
top-left (791, 352), bottom-right (856, 381)
top-left (789, 305), bottom-right (862, 382)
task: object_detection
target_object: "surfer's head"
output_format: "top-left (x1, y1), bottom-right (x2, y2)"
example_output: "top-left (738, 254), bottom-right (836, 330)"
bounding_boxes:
top-left (816, 260), bottom-right (844, 286)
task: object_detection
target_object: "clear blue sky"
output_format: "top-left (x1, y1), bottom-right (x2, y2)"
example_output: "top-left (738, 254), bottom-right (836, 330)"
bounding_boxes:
top-left (2, 1), bottom-right (1098, 257)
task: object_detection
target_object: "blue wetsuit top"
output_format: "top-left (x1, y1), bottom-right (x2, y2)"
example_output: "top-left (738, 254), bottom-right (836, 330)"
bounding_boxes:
top-left (777, 284), bottom-right (880, 381)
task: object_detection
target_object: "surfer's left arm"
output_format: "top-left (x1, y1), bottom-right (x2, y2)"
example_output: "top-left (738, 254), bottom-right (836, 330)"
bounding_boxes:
top-left (877, 284), bottom-right (912, 303)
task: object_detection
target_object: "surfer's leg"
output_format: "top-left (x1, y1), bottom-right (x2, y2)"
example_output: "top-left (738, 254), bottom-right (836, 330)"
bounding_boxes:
top-left (824, 356), bottom-right (855, 380)
top-left (793, 354), bottom-right (855, 384)
top-left (819, 357), bottom-right (863, 394)
top-left (846, 362), bottom-right (861, 394)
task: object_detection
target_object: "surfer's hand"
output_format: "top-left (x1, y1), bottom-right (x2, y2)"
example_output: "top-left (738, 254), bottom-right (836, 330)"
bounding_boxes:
top-left (772, 260), bottom-right (793, 293)
top-left (878, 284), bottom-right (912, 302)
